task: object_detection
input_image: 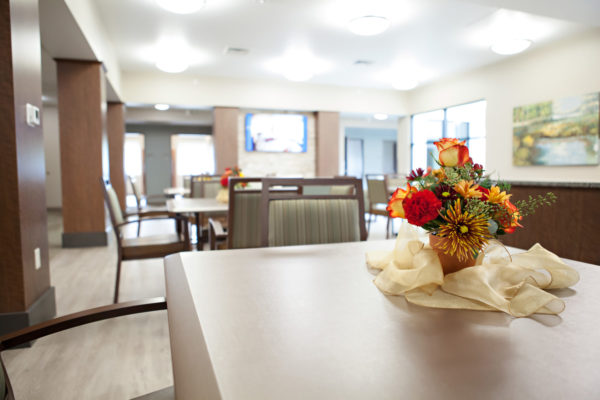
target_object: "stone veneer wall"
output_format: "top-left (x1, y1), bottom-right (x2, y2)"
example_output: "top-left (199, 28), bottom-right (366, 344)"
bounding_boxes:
top-left (237, 110), bottom-right (316, 178)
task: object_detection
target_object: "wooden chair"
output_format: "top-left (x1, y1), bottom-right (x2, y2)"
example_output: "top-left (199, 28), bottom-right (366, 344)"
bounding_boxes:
top-left (259, 178), bottom-right (367, 247)
top-left (0, 298), bottom-right (167, 400)
top-left (365, 174), bottom-right (392, 238)
top-left (101, 179), bottom-right (190, 303)
top-left (128, 176), bottom-right (168, 236)
top-left (190, 175), bottom-right (221, 198)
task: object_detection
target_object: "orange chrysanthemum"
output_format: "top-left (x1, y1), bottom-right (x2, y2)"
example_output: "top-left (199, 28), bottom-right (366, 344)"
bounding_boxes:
top-left (387, 184), bottom-right (418, 219)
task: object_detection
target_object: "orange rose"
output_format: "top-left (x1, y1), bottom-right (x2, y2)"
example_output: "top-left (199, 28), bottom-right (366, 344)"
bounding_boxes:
top-left (386, 184), bottom-right (418, 219)
top-left (434, 138), bottom-right (470, 167)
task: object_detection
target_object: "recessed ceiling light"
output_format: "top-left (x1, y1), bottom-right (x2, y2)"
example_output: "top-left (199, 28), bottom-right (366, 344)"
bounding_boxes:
top-left (373, 113), bottom-right (389, 121)
top-left (267, 50), bottom-right (330, 82)
top-left (348, 16), bottom-right (390, 36)
top-left (392, 78), bottom-right (418, 91)
top-left (155, 104), bottom-right (170, 111)
top-left (155, 0), bottom-right (205, 14)
top-left (491, 38), bottom-right (532, 55)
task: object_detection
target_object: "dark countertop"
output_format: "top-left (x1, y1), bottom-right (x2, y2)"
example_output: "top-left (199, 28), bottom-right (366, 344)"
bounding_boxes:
top-left (501, 181), bottom-right (600, 189)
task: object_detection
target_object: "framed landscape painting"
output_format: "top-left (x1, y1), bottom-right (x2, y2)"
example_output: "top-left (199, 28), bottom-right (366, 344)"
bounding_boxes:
top-left (513, 92), bottom-right (599, 166)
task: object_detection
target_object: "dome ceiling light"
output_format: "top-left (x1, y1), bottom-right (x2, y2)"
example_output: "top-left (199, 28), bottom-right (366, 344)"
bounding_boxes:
top-left (491, 38), bottom-right (532, 55)
top-left (348, 16), bottom-right (390, 36)
top-left (373, 113), bottom-right (389, 121)
top-left (392, 78), bottom-right (418, 91)
top-left (154, 104), bottom-right (170, 111)
top-left (155, 0), bottom-right (206, 14)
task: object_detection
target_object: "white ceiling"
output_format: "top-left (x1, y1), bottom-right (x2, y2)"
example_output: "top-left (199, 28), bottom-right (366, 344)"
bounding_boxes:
top-left (92, 0), bottom-right (593, 91)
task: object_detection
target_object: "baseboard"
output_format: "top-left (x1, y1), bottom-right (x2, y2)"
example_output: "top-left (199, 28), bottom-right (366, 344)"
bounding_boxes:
top-left (62, 231), bottom-right (108, 247)
top-left (0, 286), bottom-right (57, 343)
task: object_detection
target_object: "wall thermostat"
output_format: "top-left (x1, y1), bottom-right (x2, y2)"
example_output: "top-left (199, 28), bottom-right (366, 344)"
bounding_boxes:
top-left (26, 103), bottom-right (40, 127)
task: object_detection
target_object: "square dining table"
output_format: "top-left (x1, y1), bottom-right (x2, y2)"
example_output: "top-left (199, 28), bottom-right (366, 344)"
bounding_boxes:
top-left (164, 239), bottom-right (600, 399)
top-left (166, 198), bottom-right (228, 250)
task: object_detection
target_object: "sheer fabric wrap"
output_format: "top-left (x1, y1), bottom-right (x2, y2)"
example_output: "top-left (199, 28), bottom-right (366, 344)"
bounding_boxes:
top-left (366, 225), bottom-right (579, 317)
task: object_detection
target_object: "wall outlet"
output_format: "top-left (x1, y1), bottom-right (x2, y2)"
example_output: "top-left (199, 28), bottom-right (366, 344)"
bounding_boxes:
top-left (34, 248), bottom-right (41, 270)
top-left (26, 103), bottom-right (40, 127)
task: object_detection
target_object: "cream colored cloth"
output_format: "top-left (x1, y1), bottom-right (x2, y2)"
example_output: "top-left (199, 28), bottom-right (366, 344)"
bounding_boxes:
top-left (366, 225), bottom-right (580, 317)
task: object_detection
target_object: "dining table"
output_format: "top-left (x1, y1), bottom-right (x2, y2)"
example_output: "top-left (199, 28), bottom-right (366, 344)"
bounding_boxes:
top-left (164, 239), bottom-right (600, 399)
top-left (166, 198), bottom-right (228, 250)
top-left (163, 187), bottom-right (191, 198)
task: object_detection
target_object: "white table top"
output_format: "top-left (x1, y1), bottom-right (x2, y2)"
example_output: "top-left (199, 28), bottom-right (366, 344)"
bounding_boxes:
top-left (164, 187), bottom-right (191, 197)
top-left (164, 240), bottom-right (600, 400)
top-left (166, 197), bottom-right (227, 214)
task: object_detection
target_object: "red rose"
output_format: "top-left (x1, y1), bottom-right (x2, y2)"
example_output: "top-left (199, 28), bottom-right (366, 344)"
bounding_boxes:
top-left (220, 175), bottom-right (229, 187)
top-left (403, 190), bottom-right (442, 226)
top-left (475, 186), bottom-right (490, 200)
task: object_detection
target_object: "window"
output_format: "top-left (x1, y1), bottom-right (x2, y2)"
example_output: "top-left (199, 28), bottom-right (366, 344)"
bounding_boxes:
top-left (411, 100), bottom-right (486, 170)
top-left (171, 134), bottom-right (215, 187)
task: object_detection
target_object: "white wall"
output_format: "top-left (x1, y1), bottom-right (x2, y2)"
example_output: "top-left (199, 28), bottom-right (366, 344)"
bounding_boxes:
top-left (404, 29), bottom-right (600, 183)
top-left (64, 0), bottom-right (122, 98)
top-left (42, 105), bottom-right (62, 208)
top-left (237, 111), bottom-right (316, 178)
top-left (122, 72), bottom-right (409, 116)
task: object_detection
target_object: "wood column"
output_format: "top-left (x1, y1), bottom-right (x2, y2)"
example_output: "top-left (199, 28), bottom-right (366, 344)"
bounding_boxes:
top-left (316, 111), bottom-right (340, 177)
top-left (0, 0), bottom-right (56, 332)
top-left (56, 60), bottom-right (109, 247)
top-left (213, 107), bottom-right (239, 173)
top-left (107, 102), bottom-right (126, 209)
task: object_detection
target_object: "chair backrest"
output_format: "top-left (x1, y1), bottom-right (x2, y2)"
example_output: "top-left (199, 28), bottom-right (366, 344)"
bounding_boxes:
top-left (190, 175), bottom-right (221, 198)
top-left (386, 173), bottom-right (407, 192)
top-left (260, 178), bottom-right (367, 247)
top-left (365, 174), bottom-right (389, 205)
top-left (101, 179), bottom-right (125, 229)
top-left (127, 175), bottom-right (142, 210)
top-left (183, 176), bottom-right (192, 197)
top-left (226, 178), bottom-right (301, 249)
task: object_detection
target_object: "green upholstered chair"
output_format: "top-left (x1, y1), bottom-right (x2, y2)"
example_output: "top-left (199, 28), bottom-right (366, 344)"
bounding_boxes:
top-left (259, 178), bottom-right (367, 247)
top-left (101, 179), bottom-right (190, 303)
top-left (208, 178), bottom-right (301, 250)
top-left (0, 298), bottom-right (167, 400)
top-left (365, 174), bottom-right (392, 239)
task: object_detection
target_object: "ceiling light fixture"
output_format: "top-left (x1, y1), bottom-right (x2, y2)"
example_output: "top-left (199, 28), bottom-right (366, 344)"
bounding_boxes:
top-left (155, 0), bottom-right (206, 14)
top-left (373, 113), bottom-right (389, 121)
top-left (392, 78), bottom-right (418, 91)
top-left (348, 16), bottom-right (390, 36)
top-left (154, 104), bottom-right (170, 111)
top-left (490, 38), bottom-right (532, 55)
top-left (267, 50), bottom-right (330, 82)
top-left (156, 58), bottom-right (189, 73)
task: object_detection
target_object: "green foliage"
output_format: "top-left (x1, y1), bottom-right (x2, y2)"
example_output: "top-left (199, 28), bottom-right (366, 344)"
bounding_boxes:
top-left (514, 192), bottom-right (557, 217)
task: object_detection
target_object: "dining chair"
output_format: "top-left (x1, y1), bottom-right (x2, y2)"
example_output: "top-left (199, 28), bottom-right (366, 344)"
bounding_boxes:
top-left (208, 178), bottom-right (301, 250)
top-left (0, 298), bottom-right (167, 400)
top-left (190, 175), bottom-right (226, 247)
top-left (259, 177), bottom-right (367, 247)
top-left (128, 176), bottom-right (169, 236)
top-left (101, 179), bottom-right (190, 303)
top-left (365, 174), bottom-right (392, 239)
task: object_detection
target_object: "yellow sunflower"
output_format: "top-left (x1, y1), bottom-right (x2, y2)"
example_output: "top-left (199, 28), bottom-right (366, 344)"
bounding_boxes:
top-left (437, 199), bottom-right (492, 261)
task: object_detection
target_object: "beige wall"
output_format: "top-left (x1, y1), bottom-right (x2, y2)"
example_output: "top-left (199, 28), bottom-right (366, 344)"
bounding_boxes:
top-left (237, 110), bottom-right (316, 178)
top-left (122, 72), bottom-right (408, 115)
top-left (404, 29), bottom-right (600, 183)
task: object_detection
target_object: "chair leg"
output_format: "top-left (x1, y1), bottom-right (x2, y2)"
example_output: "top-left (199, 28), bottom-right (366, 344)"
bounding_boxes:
top-left (385, 217), bottom-right (391, 239)
top-left (367, 213), bottom-right (372, 235)
top-left (114, 258), bottom-right (122, 304)
top-left (136, 220), bottom-right (141, 237)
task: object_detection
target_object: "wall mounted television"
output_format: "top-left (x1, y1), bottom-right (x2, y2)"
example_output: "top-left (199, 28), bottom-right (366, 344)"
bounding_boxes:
top-left (245, 113), bottom-right (308, 153)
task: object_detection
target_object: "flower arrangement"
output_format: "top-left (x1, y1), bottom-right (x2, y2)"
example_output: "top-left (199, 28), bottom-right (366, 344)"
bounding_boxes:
top-left (220, 166), bottom-right (246, 188)
top-left (387, 138), bottom-right (556, 262)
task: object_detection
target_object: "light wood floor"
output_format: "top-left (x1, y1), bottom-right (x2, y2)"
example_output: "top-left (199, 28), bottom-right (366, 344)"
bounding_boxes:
top-left (3, 211), bottom-right (394, 399)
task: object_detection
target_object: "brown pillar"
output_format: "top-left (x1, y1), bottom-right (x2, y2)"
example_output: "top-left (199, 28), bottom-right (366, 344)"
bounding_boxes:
top-left (213, 107), bottom-right (239, 173)
top-left (316, 111), bottom-right (340, 176)
top-left (0, 0), bottom-right (56, 334)
top-left (56, 60), bottom-right (109, 247)
top-left (107, 102), bottom-right (126, 209)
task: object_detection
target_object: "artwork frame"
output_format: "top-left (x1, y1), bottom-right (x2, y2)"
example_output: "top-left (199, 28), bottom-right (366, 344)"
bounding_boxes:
top-left (512, 92), bottom-right (599, 166)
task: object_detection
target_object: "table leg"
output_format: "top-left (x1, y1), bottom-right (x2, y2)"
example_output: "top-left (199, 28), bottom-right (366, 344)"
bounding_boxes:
top-left (195, 212), bottom-right (203, 251)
